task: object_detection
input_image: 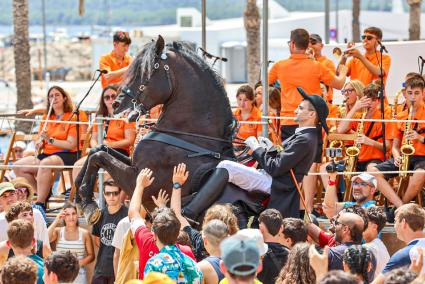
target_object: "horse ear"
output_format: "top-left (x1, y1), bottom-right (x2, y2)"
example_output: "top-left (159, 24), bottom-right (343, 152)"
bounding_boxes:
top-left (155, 35), bottom-right (165, 56)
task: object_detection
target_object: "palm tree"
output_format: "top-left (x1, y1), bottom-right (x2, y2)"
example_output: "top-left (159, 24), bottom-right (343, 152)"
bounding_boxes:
top-left (407, 0), bottom-right (422, 40)
top-left (13, 0), bottom-right (33, 132)
top-left (352, 0), bottom-right (361, 42)
top-left (79, 0), bottom-right (85, 16)
top-left (244, 0), bottom-right (260, 86)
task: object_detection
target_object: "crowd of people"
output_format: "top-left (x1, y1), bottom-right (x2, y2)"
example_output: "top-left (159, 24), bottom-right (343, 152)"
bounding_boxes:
top-left (0, 25), bottom-right (424, 284)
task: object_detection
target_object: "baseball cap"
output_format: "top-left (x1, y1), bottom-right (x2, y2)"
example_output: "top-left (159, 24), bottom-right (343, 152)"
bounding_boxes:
top-left (310, 34), bottom-right (323, 43)
top-left (233, 228), bottom-right (268, 256)
top-left (0, 182), bottom-right (16, 196)
top-left (220, 236), bottom-right (260, 276)
top-left (297, 87), bottom-right (330, 134)
top-left (351, 173), bottom-right (377, 188)
top-left (13, 141), bottom-right (26, 150)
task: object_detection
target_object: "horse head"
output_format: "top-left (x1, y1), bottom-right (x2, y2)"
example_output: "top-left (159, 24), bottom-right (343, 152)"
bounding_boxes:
top-left (113, 35), bottom-right (173, 122)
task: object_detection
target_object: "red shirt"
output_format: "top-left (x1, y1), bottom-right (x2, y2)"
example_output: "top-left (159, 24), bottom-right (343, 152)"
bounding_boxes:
top-left (134, 225), bottom-right (196, 279)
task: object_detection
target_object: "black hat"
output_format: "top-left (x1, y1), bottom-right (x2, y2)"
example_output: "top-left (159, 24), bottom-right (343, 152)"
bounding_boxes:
top-left (310, 34), bottom-right (323, 43)
top-left (297, 87), bottom-right (329, 134)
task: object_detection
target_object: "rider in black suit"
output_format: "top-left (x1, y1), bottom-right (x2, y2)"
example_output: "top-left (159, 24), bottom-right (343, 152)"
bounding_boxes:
top-left (182, 87), bottom-right (329, 219)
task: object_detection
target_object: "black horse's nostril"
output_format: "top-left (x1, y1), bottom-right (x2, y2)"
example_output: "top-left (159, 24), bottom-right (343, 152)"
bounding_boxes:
top-left (112, 101), bottom-right (120, 109)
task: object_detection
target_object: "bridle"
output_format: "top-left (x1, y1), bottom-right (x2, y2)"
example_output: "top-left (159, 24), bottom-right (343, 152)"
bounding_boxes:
top-left (119, 47), bottom-right (246, 156)
top-left (120, 50), bottom-right (172, 125)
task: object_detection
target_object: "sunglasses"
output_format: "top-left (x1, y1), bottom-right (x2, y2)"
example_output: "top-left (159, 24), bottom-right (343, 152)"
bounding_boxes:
top-left (309, 39), bottom-right (318, 45)
top-left (104, 94), bottom-right (117, 101)
top-left (341, 88), bottom-right (355, 95)
top-left (361, 35), bottom-right (376, 41)
top-left (331, 218), bottom-right (347, 227)
top-left (104, 191), bottom-right (120, 197)
top-left (352, 181), bottom-right (371, 187)
top-left (16, 187), bottom-right (29, 194)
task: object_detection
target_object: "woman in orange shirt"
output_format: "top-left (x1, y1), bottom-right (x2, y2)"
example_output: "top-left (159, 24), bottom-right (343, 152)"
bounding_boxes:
top-left (14, 86), bottom-right (79, 209)
top-left (233, 85), bottom-right (262, 141)
top-left (72, 85), bottom-right (136, 181)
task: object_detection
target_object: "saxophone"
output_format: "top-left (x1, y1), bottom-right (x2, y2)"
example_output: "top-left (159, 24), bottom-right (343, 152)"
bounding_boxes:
top-left (392, 90), bottom-right (403, 119)
top-left (329, 100), bottom-right (347, 149)
top-left (344, 108), bottom-right (367, 186)
top-left (399, 104), bottom-right (415, 179)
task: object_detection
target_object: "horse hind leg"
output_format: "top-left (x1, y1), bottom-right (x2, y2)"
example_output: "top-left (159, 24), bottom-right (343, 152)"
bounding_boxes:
top-left (78, 150), bottom-right (135, 225)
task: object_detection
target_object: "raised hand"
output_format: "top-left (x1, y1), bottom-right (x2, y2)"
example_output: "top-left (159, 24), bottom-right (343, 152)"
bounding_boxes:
top-left (309, 245), bottom-right (329, 281)
top-left (136, 168), bottom-right (155, 188)
top-left (152, 189), bottom-right (170, 208)
top-left (173, 163), bottom-right (189, 186)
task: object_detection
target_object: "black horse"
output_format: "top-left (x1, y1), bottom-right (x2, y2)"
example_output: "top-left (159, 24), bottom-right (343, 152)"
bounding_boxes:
top-left (76, 36), bottom-right (264, 225)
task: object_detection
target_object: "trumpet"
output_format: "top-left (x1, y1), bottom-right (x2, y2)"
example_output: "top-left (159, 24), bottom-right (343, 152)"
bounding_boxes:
top-left (306, 47), bottom-right (315, 60)
top-left (332, 41), bottom-right (361, 59)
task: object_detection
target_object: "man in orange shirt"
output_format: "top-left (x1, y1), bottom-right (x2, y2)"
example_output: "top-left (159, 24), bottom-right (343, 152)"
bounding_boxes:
top-left (309, 34), bottom-right (336, 103)
top-left (342, 27), bottom-right (391, 87)
top-left (369, 76), bottom-right (425, 206)
top-left (268, 28), bottom-right (347, 141)
top-left (99, 31), bottom-right (132, 89)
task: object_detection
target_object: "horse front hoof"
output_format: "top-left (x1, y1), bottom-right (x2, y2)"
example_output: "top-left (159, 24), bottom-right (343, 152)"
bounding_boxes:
top-left (82, 201), bottom-right (101, 225)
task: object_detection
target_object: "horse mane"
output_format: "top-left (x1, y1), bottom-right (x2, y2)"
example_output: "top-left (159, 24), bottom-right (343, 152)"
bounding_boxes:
top-left (168, 41), bottom-right (227, 97)
top-left (126, 38), bottom-right (235, 140)
top-left (125, 40), bottom-right (157, 85)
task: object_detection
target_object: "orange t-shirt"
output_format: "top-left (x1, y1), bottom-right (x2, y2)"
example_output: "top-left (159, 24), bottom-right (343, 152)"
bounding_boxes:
top-left (349, 108), bottom-right (392, 162)
top-left (317, 55), bottom-right (336, 102)
top-left (347, 51), bottom-right (391, 87)
top-left (234, 107), bottom-right (262, 140)
top-left (93, 119), bottom-right (136, 153)
top-left (268, 54), bottom-right (335, 125)
top-left (40, 112), bottom-right (78, 155)
top-left (327, 103), bottom-right (340, 129)
top-left (393, 104), bottom-right (425, 156)
top-left (99, 51), bottom-right (132, 88)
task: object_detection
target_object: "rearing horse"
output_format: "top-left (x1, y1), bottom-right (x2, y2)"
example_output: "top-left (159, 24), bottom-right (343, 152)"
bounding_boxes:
top-left (76, 36), bottom-right (248, 224)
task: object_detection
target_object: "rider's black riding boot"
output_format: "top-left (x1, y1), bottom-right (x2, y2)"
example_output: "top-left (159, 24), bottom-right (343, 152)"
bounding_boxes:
top-left (182, 168), bottom-right (229, 221)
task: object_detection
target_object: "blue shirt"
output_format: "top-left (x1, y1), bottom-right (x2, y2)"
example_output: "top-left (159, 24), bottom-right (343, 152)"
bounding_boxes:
top-left (28, 254), bottom-right (44, 284)
top-left (144, 245), bottom-right (202, 283)
top-left (382, 239), bottom-right (422, 273)
top-left (343, 200), bottom-right (376, 209)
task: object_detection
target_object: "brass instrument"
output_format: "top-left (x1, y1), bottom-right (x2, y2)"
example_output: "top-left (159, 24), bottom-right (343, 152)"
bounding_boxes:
top-left (306, 47), bottom-right (315, 60)
top-left (329, 100), bottom-right (347, 149)
top-left (332, 42), bottom-right (358, 60)
top-left (344, 108), bottom-right (367, 189)
top-left (399, 103), bottom-right (415, 179)
top-left (391, 89), bottom-right (404, 118)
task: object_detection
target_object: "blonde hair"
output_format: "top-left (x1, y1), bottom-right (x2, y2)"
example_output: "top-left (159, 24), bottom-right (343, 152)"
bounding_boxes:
top-left (203, 204), bottom-right (239, 235)
top-left (344, 80), bottom-right (365, 99)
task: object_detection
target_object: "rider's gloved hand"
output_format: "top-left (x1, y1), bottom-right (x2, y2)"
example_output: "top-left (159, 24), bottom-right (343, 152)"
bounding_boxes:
top-left (258, 136), bottom-right (276, 151)
top-left (245, 136), bottom-right (261, 151)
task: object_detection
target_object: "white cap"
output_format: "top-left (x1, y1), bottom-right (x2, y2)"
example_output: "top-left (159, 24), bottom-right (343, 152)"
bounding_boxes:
top-left (233, 228), bottom-right (268, 256)
top-left (351, 173), bottom-right (377, 188)
top-left (13, 141), bottom-right (26, 150)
